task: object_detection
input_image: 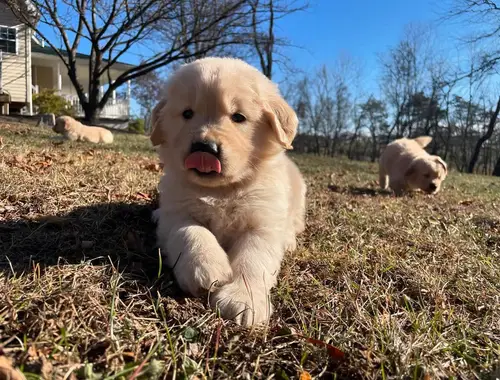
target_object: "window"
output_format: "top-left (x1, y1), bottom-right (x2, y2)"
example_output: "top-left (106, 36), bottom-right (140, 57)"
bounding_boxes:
top-left (0, 27), bottom-right (17, 54)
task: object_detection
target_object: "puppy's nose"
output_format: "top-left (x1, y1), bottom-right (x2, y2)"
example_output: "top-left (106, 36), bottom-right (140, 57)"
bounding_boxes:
top-left (429, 183), bottom-right (437, 191)
top-left (190, 140), bottom-right (219, 156)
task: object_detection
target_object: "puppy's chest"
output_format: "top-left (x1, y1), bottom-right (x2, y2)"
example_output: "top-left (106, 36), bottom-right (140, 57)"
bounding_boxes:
top-left (190, 196), bottom-right (250, 238)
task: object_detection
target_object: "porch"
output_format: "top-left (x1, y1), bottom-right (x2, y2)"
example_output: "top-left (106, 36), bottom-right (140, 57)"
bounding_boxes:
top-left (31, 52), bottom-right (131, 119)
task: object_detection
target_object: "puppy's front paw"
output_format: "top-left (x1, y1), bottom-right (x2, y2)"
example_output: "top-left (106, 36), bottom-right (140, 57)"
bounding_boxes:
top-left (174, 253), bottom-right (233, 296)
top-left (210, 280), bottom-right (272, 326)
top-left (284, 234), bottom-right (297, 252)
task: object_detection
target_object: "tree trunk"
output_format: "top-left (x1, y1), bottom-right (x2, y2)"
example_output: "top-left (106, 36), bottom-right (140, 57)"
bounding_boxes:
top-left (467, 96), bottom-right (500, 173)
top-left (492, 156), bottom-right (500, 176)
top-left (370, 133), bottom-right (377, 162)
top-left (83, 102), bottom-right (102, 124)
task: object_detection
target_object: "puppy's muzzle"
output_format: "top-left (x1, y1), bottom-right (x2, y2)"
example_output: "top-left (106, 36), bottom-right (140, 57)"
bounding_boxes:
top-left (185, 140), bottom-right (222, 175)
top-left (190, 140), bottom-right (220, 157)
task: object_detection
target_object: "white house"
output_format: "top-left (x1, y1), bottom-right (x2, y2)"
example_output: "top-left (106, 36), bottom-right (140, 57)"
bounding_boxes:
top-left (0, 0), bottom-right (134, 119)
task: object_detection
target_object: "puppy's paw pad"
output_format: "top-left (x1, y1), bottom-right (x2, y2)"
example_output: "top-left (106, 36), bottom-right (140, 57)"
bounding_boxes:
top-left (210, 281), bottom-right (272, 326)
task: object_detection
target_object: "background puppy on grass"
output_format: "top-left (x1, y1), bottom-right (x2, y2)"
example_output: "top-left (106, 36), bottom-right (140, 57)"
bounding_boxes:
top-left (150, 57), bottom-right (306, 326)
top-left (53, 115), bottom-right (114, 144)
top-left (379, 136), bottom-right (448, 196)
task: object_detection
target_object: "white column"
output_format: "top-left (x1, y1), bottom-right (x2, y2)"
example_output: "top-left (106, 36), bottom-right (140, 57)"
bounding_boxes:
top-left (25, 29), bottom-right (33, 115)
top-left (127, 80), bottom-right (131, 99)
top-left (111, 80), bottom-right (116, 105)
top-left (57, 63), bottom-right (62, 92)
top-left (99, 86), bottom-right (104, 100)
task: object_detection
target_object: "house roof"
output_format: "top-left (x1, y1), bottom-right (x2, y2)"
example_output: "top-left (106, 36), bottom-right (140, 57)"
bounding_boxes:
top-left (31, 43), bottom-right (136, 70)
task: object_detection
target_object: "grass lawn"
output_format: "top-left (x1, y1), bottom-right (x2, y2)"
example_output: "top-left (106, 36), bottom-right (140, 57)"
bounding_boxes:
top-left (0, 121), bottom-right (499, 379)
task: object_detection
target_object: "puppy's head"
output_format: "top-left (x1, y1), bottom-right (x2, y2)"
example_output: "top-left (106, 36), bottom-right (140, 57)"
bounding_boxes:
top-left (405, 155), bottom-right (448, 194)
top-left (53, 116), bottom-right (69, 134)
top-left (150, 57), bottom-right (298, 188)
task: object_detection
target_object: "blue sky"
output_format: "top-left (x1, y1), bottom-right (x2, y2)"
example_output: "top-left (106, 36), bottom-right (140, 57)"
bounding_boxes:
top-left (38, 0), bottom-right (471, 115)
top-left (272, 0), bottom-right (458, 90)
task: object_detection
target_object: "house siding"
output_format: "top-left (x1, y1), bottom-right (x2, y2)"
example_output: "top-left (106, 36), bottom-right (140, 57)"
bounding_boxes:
top-left (0, 1), bottom-right (31, 105)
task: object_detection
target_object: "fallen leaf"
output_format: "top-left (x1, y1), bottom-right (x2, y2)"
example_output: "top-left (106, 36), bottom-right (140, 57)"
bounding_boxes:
top-left (299, 371), bottom-right (311, 380)
top-left (144, 162), bottom-right (162, 172)
top-left (459, 200), bottom-right (473, 206)
top-left (299, 335), bottom-right (345, 360)
top-left (186, 343), bottom-right (201, 358)
top-left (0, 355), bottom-right (26, 380)
top-left (136, 192), bottom-right (151, 200)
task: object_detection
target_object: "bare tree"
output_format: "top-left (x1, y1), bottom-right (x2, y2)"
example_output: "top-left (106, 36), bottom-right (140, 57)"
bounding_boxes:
top-left (360, 97), bottom-right (388, 162)
top-left (444, 0), bottom-right (500, 174)
top-left (444, 0), bottom-right (500, 78)
top-left (245, 0), bottom-right (307, 79)
top-left (6, 0), bottom-right (270, 123)
top-left (379, 24), bottom-right (432, 140)
top-left (468, 96), bottom-right (500, 172)
top-left (131, 70), bottom-right (167, 122)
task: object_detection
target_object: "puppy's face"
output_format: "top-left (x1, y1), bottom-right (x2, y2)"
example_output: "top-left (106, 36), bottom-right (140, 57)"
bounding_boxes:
top-left (53, 118), bottom-right (68, 134)
top-left (406, 156), bottom-right (448, 194)
top-left (150, 58), bottom-right (298, 188)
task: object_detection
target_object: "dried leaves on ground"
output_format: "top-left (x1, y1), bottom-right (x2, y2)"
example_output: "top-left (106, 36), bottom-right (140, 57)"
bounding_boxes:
top-left (0, 122), bottom-right (499, 379)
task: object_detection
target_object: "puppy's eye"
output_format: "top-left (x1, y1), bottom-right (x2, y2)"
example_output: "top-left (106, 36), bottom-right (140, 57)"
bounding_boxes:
top-left (231, 113), bottom-right (246, 123)
top-left (424, 173), bottom-right (430, 178)
top-left (182, 109), bottom-right (194, 120)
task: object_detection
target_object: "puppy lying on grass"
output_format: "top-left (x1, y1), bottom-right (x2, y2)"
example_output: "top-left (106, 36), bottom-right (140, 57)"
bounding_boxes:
top-left (53, 115), bottom-right (114, 144)
top-left (150, 57), bottom-right (307, 326)
top-left (379, 136), bottom-right (447, 196)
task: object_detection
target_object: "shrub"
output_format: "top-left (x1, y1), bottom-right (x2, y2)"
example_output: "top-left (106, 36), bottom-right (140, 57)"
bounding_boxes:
top-left (33, 89), bottom-right (75, 116)
top-left (128, 118), bottom-right (145, 134)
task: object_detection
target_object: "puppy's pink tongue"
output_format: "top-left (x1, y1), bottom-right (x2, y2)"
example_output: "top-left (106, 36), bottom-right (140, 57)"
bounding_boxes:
top-left (185, 152), bottom-right (221, 174)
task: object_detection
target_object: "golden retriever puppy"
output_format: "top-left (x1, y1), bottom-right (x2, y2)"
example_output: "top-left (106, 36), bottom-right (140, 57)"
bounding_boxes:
top-left (150, 57), bottom-right (306, 326)
top-left (53, 115), bottom-right (114, 144)
top-left (379, 136), bottom-right (447, 196)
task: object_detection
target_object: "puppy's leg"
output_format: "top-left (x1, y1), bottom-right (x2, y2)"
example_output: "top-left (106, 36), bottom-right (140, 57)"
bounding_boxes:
top-left (157, 214), bottom-right (233, 296)
top-left (379, 165), bottom-right (389, 190)
top-left (211, 231), bottom-right (284, 326)
top-left (389, 176), bottom-right (406, 196)
top-left (293, 179), bottom-right (307, 235)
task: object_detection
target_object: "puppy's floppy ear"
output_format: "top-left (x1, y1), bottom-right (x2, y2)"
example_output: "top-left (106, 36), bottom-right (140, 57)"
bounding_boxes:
top-left (433, 155), bottom-right (448, 174)
top-left (404, 160), bottom-right (417, 179)
top-left (264, 94), bottom-right (298, 150)
top-left (150, 99), bottom-right (168, 147)
top-left (413, 136), bottom-right (432, 148)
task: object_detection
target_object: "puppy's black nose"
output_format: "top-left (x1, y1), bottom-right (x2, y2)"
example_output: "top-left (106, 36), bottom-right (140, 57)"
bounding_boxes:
top-left (429, 183), bottom-right (437, 191)
top-left (190, 140), bottom-right (219, 156)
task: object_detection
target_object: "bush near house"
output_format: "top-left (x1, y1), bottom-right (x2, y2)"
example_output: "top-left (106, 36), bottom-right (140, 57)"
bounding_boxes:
top-left (128, 117), bottom-right (145, 134)
top-left (33, 89), bottom-right (75, 116)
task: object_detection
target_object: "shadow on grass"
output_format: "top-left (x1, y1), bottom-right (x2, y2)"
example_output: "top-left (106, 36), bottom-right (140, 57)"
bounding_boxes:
top-left (328, 184), bottom-right (393, 197)
top-left (0, 200), bottom-right (180, 295)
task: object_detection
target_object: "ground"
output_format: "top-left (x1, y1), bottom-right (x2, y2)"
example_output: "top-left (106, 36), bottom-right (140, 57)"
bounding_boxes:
top-left (0, 121), bottom-right (499, 380)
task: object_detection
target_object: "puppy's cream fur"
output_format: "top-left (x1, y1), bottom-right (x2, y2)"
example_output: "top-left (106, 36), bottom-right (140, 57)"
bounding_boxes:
top-left (151, 57), bottom-right (306, 326)
top-left (53, 116), bottom-right (114, 144)
top-left (379, 136), bottom-right (447, 195)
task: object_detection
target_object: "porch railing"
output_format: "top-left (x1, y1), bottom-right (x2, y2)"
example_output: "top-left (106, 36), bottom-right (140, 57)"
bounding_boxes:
top-left (63, 94), bottom-right (130, 119)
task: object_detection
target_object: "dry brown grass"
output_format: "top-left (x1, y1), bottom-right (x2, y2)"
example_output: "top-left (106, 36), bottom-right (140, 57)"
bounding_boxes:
top-left (0, 121), bottom-right (499, 379)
